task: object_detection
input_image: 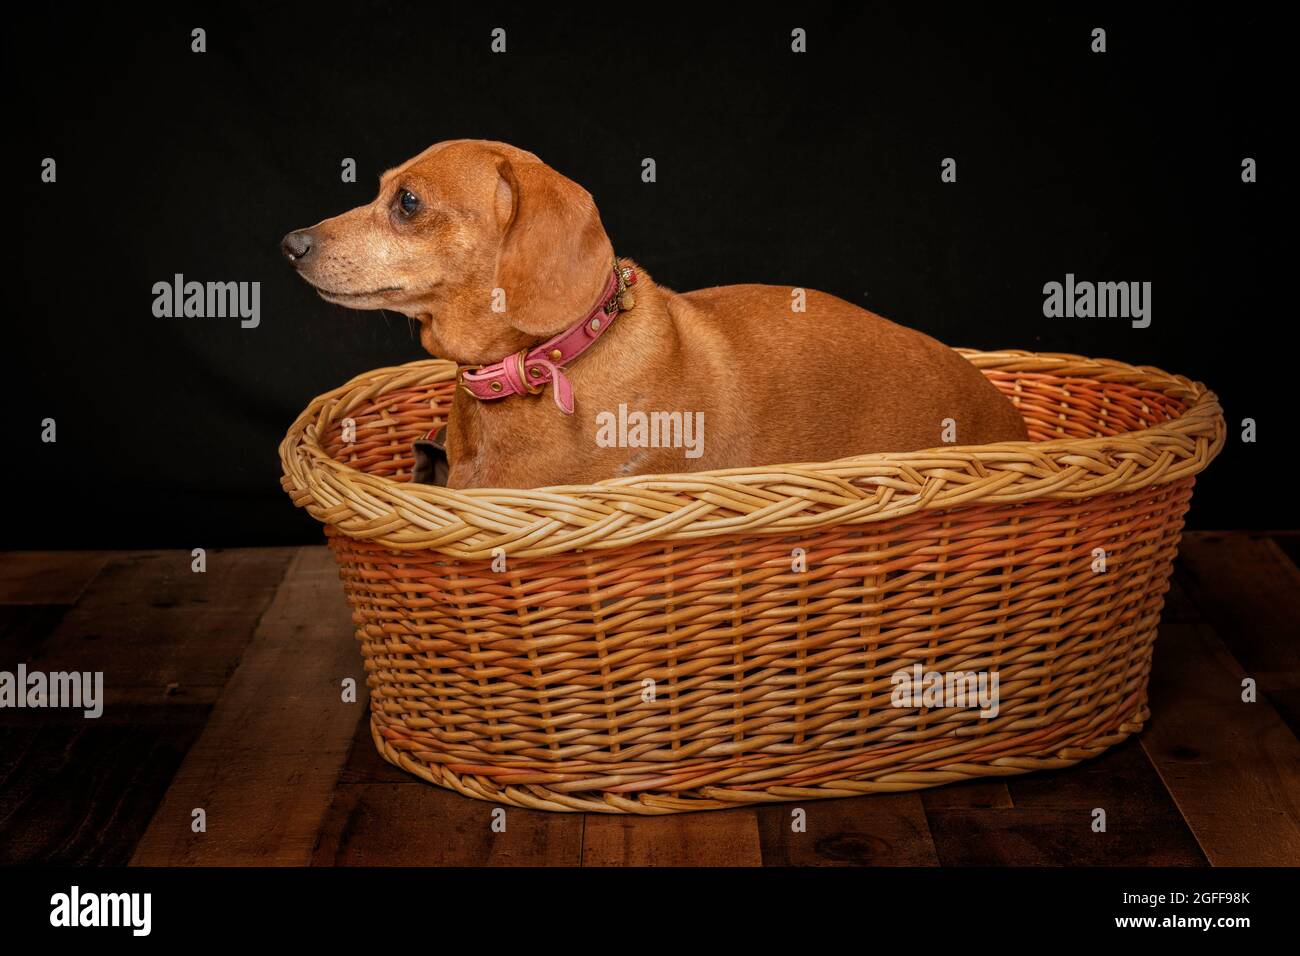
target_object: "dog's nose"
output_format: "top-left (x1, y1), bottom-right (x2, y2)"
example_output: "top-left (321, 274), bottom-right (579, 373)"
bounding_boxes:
top-left (281, 230), bottom-right (313, 262)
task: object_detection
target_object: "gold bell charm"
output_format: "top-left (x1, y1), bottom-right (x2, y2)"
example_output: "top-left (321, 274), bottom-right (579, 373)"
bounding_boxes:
top-left (617, 264), bottom-right (637, 311)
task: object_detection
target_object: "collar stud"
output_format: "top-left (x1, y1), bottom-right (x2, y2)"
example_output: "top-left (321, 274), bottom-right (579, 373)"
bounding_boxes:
top-left (458, 260), bottom-right (627, 415)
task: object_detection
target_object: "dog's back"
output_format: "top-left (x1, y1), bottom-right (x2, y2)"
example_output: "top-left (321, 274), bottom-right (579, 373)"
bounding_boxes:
top-left (664, 282), bottom-right (1028, 464)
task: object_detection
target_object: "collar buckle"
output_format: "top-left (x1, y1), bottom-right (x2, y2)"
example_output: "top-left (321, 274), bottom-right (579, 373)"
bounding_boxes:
top-left (457, 260), bottom-right (631, 414)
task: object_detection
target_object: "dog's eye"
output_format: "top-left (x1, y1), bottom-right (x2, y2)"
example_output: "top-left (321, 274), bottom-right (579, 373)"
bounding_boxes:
top-left (397, 189), bottom-right (420, 217)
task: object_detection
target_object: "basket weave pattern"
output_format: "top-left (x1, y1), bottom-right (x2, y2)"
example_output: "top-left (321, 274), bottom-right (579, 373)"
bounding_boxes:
top-left (281, 350), bottom-right (1224, 813)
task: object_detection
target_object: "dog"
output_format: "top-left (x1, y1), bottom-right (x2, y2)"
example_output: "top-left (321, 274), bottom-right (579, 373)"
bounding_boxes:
top-left (283, 140), bottom-right (1028, 488)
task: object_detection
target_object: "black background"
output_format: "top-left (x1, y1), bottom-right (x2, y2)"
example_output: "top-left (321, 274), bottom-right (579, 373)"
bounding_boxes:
top-left (2, 864), bottom-right (1288, 940)
top-left (8, 3), bottom-right (1282, 547)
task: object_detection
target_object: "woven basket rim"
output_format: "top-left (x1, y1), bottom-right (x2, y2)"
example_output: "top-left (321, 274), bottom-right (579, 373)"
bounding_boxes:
top-left (279, 348), bottom-right (1225, 558)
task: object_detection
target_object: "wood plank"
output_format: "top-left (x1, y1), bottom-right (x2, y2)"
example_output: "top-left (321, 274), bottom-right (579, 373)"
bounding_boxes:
top-left (1009, 737), bottom-right (1190, 812)
top-left (758, 793), bottom-right (939, 866)
top-left (920, 780), bottom-right (1013, 810)
top-left (922, 743), bottom-right (1206, 866)
top-left (0, 718), bottom-right (206, 865)
top-left (1139, 578), bottom-right (1300, 866)
top-left (999, 740), bottom-right (1203, 864)
top-left (25, 548), bottom-right (294, 720)
top-left (332, 706), bottom-right (407, 786)
top-left (0, 605), bottom-right (69, 669)
top-left (1177, 531), bottom-right (1300, 734)
top-left (1272, 532), bottom-right (1300, 570)
top-left (585, 807), bottom-right (762, 866)
top-left (314, 708), bottom-right (584, 866)
top-left (130, 547), bottom-right (363, 866)
top-left (0, 551), bottom-right (109, 605)
top-left (925, 806), bottom-right (1205, 866)
top-left (313, 780), bottom-right (584, 866)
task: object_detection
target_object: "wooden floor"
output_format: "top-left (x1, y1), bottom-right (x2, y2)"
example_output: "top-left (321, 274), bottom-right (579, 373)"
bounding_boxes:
top-left (2, 532), bottom-right (1298, 866)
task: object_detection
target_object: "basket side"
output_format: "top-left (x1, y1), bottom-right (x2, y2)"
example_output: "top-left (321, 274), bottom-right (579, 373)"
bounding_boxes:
top-left (281, 352), bottom-right (1224, 559)
top-left (326, 477), bottom-right (1193, 812)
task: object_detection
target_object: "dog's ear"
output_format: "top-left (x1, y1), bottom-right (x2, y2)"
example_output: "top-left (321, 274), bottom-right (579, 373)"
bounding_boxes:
top-left (494, 157), bottom-right (614, 336)
top-left (411, 426), bottom-right (450, 486)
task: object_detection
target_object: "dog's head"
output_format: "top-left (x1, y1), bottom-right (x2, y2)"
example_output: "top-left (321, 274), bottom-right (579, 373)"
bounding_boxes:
top-left (282, 140), bottom-right (613, 363)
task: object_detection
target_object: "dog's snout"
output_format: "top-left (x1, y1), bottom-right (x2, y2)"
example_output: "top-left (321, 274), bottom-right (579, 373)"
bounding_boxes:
top-left (281, 230), bottom-right (314, 263)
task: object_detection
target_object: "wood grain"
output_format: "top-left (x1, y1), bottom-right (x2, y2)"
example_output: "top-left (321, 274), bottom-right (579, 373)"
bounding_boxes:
top-left (1270, 531), bottom-right (1300, 569)
top-left (924, 806), bottom-right (1205, 866)
top-left (0, 605), bottom-right (69, 672)
top-left (583, 808), bottom-right (762, 866)
top-left (315, 713), bottom-right (584, 865)
top-left (758, 793), bottom-right (939, 866)
top-left (920, 780), bottom-right (1013, 810)
top-left (26, 549), bottom-right (295, 719)
top-left (1140, 578), bottom-right (1300, 866)
top-left (130, 547), bottom-right (361, 865)
top-left (921, 733), bottom-right (1208, 865)
top-left (314, 778), bottom-right (585, 866)
top-left (0, 551), bottom-right (109, 605)
top-left (1177, 531), bottom-right (1300, 734)
top-left (0, 718), bottom-right (205, 864)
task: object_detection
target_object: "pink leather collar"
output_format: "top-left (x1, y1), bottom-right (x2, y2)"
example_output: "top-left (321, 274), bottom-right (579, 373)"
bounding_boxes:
top-left (458, 262), bottom-right (636, 415)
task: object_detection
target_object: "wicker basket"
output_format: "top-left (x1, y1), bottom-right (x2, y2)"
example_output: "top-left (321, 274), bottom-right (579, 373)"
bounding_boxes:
top-left (280, 349), bottom-right (1224, 813)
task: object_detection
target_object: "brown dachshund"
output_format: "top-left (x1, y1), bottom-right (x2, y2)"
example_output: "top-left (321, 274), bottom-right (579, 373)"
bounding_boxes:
top-left (283, 139), bottom-right (1027, 488)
